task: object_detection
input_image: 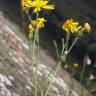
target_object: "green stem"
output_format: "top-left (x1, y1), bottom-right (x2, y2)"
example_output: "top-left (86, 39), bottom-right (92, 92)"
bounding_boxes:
top-left (36, 12), bottom-right (39, 63)
top-left (28, 39), bottom-right (36, 89)
top-left (25, 10), bottom-right (34, 27)
top-left (25, 9), bottom-right (38, 89)
top-left (26, 10), bottom-right (39, 96)
top-left (88, 85), bottom-right (96, 92)
top-left (67, 37), bottom-right (78, 54)
top-left (44, 63), bottom-right (58, 86)
top-left (44, 61), bottom-right (62, 96)
top-left (65, 32), bottom-right (70, 52)
top-left (80, 61), bottom-right (86, 84)
top-left (61, 38), bottom-right (66, 55)
top-left (34, 12), bottom-right (39, 96)
top-left (37, 82), bottom-right (44, 96)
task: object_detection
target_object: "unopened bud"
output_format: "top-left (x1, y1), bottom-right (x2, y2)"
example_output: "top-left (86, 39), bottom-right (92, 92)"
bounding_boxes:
top-left (83, 23), bottom-right (91, 32)
top-left (53, 40), bottom-right (58, 49)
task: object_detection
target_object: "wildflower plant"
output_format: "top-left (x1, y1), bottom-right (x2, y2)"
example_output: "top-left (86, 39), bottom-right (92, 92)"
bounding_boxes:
top-left (20, 0), bottom-right (91, 96)
top-left (20, 0), bottom-right (54, 96)
top-left (52, 19), bottom-right (91, 95)
top-left (57, 19), bottom-right (91, 65)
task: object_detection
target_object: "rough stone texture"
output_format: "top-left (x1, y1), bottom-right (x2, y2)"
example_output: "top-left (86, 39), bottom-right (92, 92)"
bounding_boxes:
top-left (0, 0), bottom-right (94, 96)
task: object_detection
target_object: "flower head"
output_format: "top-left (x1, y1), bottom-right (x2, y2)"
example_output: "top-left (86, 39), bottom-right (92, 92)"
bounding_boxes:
top-left (28, 23), bottom-right (35, 33)
top-left (28, 18), bottom-right (46, 39)
top-left (64, 64), bottom-right (68, 69)
top-left (20, 0), bottom-right (33, 10)
top-left (62, 19), bottom-right (82, 33)
top-left (31, 0), bottom-right (55, 13)
top-left (36, 18), bottom-right (47, 28)
top-left (83, 23), bottom-right (91, 32)
top-left (73, 63), bottom-right (79, 68)
top-left (28, 18), bottom-right (46, 33)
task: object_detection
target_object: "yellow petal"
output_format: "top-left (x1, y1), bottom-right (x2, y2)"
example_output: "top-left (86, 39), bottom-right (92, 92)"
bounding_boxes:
top-left (34, 7), bottom-right (41, 13)
top-left (42, 5), bottom-right (55, 10)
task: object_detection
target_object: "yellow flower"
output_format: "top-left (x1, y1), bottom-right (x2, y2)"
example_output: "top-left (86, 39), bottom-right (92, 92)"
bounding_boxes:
top-left (20, 0), bottom-right (33, 10)
top-left (28, 18), bottom-right (46, 31)
top-left (28, 23), bottom-right (35, 33)
top-left (73, 63), bottom-right (79, 68)
top-left (64, 64), bottom-right (68, 69)
top-left (36, 18), bottom-right (47, 28)
top-left (31, 0), bottom-right (55, 13)
top-left (62, 19), bottom-right (82, 33)
top-left (83, 23), bottom-right (91, 32)
top-left (28, 18), bottom-right (46, 39)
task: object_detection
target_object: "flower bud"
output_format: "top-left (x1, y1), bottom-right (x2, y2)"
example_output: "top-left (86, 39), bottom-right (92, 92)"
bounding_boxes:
top-left (83, 23), bottom-right (91, 32)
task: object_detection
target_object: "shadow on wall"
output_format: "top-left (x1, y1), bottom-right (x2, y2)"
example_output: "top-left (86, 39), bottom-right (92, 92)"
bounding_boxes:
top-left (0, 0), bottom-right (24, 29)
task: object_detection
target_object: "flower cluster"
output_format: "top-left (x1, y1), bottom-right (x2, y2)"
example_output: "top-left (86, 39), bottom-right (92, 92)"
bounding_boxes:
top-left (62, 19), bottom-right (82, 33)
top-left (31, 0), bottom-right (54, 13)
top-left (62, 19), bottom-right (91, 33)
top-left (20, 0), bottom-right (54, 12)
top-left (20, 0), bottom-right (33, 10)
top-left (28, 18), bottom-right (47, 33)
top-left (21, 0), bottom-right (54, 35)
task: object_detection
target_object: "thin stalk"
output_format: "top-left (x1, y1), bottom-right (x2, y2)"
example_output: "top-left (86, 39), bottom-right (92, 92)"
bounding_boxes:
top-left (89, 88), bottom-right (96, 93)
top-left (65, 32), bottom-right (70, 52)
top-left (34, 12), bottom-right (39, 96)
top-left (89, 86), bottom-right (96, 92)
top-left (44, 42), bottom-right (60, 85)
top-left (25, 10), bottom-right (34, 27)
top-left (37, 82), bottom-right (44, 96)
top-left (44, 43), bottom-right (60, 87)
top-left (80, 61), bottom-right (86, 84)
top-left (44, 61), bottom-right (62, 96)
top-left (26, 9), bottom-right (39, 96)
top-left (29, 39), bottom-right (36, 79)
top-left (44, 63), bottom-right (58, 85)
top-left (61, 38), bottom-right (66, 55)
top-left (56, 47), bottom-right (59, 61)
top-left (36, 14), bottom-right (40, 65)
top-left (26, 10), bottom-right (36, 88)
top-left (25, 10), bottom-right (36, 66)
top-left (24, 9), bottom-right (41, 96)
top-left (67, 37), bottom-right (78, 54)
